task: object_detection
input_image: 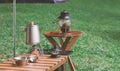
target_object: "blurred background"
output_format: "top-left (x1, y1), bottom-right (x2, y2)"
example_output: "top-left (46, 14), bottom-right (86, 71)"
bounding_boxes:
top-left (0, 0), bottom-right (120, 71)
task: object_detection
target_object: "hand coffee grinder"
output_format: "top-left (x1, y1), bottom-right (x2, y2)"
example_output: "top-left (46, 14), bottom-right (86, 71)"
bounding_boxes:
top-left (25, 21), bottom-right (42, 59)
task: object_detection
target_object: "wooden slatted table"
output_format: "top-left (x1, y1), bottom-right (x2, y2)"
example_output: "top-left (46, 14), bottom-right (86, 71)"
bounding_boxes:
top-left (44, 31), bottom-right (83, 71)
top-left (0, 55), bottom-right (68, 71)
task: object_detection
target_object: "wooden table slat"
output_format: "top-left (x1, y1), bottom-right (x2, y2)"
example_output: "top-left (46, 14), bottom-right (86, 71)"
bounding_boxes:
top-left (0, 66), bottom-right (46, 71)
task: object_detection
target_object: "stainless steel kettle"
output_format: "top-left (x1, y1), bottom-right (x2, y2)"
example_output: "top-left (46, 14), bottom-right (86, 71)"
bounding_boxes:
top-left (25, 22), bottom-right (40, 45)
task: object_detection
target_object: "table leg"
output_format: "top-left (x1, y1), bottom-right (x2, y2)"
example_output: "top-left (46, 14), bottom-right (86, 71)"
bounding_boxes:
top-left (45, 36), bottom-right (60, 48)
top-left (65, 36), bottom-right (79, 51)
top-left (62, 37), bottom-right (71, 50)
top-left (58, 37), bottom-right (63, 46)
top-left (55, 64), bottom-right (65, 71)
top-left (68, 56), bottom-right (76, 71)
top-left (61, 64), bottom-right (66, 71)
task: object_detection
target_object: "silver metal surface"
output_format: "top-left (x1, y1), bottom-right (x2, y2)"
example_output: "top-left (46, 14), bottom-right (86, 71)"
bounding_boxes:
top-left (25, 22), bottom-right (40, 45)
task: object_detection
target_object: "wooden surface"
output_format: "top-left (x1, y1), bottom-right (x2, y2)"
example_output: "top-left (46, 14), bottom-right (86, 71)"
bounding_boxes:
top-left (0, 55), bottom-right (68, 71)
top-left (44, 31), bottom-right (82, 37)
top-left (44, 31), bottom-right (82, 51)
top-left (44, 31), bottom-right (83, 71)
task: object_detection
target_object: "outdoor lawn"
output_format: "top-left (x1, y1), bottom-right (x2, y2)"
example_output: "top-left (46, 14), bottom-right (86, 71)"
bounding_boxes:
top-left (0, 0), bottom-right (120, 71)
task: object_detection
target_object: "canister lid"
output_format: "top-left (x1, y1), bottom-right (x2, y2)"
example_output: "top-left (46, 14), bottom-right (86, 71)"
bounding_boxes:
top-left (29, 21), bottom-right (35, 26)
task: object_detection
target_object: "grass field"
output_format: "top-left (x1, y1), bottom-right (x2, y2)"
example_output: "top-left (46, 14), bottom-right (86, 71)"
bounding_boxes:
top-left (0, 0), bottom-right (120, 71)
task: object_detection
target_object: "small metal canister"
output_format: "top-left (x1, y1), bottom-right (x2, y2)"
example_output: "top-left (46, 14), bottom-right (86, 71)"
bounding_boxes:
top-left (14, 57), bottom-right (28, 66)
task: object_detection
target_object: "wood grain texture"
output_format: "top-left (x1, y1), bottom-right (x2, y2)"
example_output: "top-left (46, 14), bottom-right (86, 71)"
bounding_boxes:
top-left (0, 55), bottom-right (68, 71)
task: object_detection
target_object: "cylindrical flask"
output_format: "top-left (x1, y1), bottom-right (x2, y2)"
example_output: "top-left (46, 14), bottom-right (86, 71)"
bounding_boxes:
top-left (25, 22), bottom-right (40, 45)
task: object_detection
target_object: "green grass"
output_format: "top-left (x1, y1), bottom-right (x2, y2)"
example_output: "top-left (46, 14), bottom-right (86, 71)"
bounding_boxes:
top-left (0, 0), bottom-right (120, 71)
